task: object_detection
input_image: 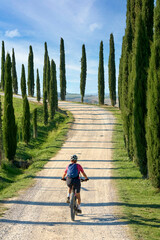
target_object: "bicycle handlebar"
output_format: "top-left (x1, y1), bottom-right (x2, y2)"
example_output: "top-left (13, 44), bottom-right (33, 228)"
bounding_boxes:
top-left (61, 178), bottom-right (89, 182)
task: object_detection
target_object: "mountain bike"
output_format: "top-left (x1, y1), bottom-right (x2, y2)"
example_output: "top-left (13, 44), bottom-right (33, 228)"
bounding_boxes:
top-left (61, 178), bottom-right (89, 221)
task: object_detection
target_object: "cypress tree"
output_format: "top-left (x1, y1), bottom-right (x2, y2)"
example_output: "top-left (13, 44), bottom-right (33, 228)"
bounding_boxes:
top-left (0, 96), bottom-right (3, 164)
top-left (3, 53), bottom-right (17, 162)
top-left (12, 48), bottom-right (18, 94)
top-left (22, 95), bottom-right (30, 144)
top-left (43, 90), bottom-right (48, 125)
top-left (118, 36), bottom-right (125, 109)
top-left (80, 44), bottom-right (87, 103)
top-left (1, 41), bottom-right (5, 91)
top-left (43, 42), bottom-right (48, 94)
top-left (108, 33), bottom-right (116, 106)
top-left (21, 64), bottom-right (26, 98)
top-left (132, 13), bottom-right (149, 176)
top-left (36, 69), bottom-right (41, 102)
top-left (28, 46), bottom-right (34, 97)
top-left (50, 60), bottom-right (55, 120)
top-left (98, 41), bottom-right (105, 105)
top-left (60, 38), bottom-right (66, 100)
top-left (33, 108), bottom-right (37, 138)
top-left (53, 61), bottom-right (58, 110)
top-left (121, 0), bottom-right (133, 153)
top-left (46, 55), bottom-right (50, 100)
top-left (146, 0), bottom-right (160, 188)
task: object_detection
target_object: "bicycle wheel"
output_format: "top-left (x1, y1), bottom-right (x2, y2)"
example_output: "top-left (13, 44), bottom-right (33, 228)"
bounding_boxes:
top-left (70, 192), bottom-right (76, 221)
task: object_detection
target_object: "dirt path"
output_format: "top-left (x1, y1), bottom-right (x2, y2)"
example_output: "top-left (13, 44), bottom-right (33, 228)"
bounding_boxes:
top-left (0, 102), bottom-right (131, 240)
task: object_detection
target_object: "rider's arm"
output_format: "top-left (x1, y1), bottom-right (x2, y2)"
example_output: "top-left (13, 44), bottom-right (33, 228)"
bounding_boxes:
top-left (78, 164), bottom-right (88, 180)
top-left (82, 171), bottom-right (88, 180)
top-left (62, 166), bottom-right (68, 179)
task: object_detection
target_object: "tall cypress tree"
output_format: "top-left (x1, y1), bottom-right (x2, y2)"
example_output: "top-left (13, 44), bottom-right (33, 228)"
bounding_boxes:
top-left (12, 48), bottom-right (18, 94)
top-left (53, 60), bottom-right (58, 110)
top-left (1, 41), bottom-right (5, 91)
top-left (121, 0), bottom-right (133, 152)
top-left (28, 46), bottom-right (34, 97)
top-left (36, 69), bottom-right (41, 102)
top-left (132, 13), bottom-right (149, 177)
top-left (46, 55), bottom-right (50, 100)
top-left (50, 60), bottom-right (55, 120)
top-left (80, 44), bottom-right (87, 103)
top-left (3, 53), bottom-right (17, 162)
top-left (146, 0), bottom-right (160, 188)
top-left (43, 42), bottom-right (48, 94)
top-left (0, 96), bottom-right (3, 164)
top-left (108, 33), bottom-right (116, 106)
top-left (43, 90), bottom-right (48, 125)
top-left (118, 36), bottom-right (125, 109)
top-left (33, 108), bottom-right (37, 139)
top-left (22, 95), bottom-right (30, 144)
top-left (60, 38), bottom-right (66, 100)
top-left (98, 41), bottom-right (105, 105)
top-left (21, 64), bottom-right (26, 98)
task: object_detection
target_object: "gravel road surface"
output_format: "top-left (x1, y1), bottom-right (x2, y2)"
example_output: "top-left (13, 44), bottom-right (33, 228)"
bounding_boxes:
top-left (0, 102), bottom-right (131, 240)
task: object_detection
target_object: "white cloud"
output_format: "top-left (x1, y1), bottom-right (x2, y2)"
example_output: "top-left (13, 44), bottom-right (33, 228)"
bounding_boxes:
top-left (5, 29), bottom-right (21, 38)
top-left (89, 23), bottom-right (102, 32)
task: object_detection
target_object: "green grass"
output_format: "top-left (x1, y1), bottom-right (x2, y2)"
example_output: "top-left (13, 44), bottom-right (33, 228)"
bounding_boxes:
top-left (104, 105), bottom-right (160, 240)
top-left (0, 97), bottom-right (73, 214)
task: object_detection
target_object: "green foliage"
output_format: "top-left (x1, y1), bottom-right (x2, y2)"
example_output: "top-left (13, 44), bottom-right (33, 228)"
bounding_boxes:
top-left (50, 60), bottom-right (55, 119)
top-left (1, 41), bottom-right (5, 91)
top-left (12, 48), bottom-right (18, 94)
top-left (53, 61), bottom-right (58, 110)
top-left (80, 44), bottom-right (87, 103)
top-left (98, 41), bottom-right (105, 105)
top-left (28, 45), bottom-right (34, 97)
top-left (43, 42), bottom-right (48, 94)
top-left (118, 36), bottom-right (125, 109)
top-left (60, 38), bottom-right (66, 100)
top-left (108, 33), bottom-right (116, 106)
top-left (36, 69), bottom-right (41, 102)
top-left (142, 0), bottom-right (154, 43)
top-left (146, 0), bottom-right (160, 188)
top-left (43, 90), bottom-right (48, 125)
top-left (21, 64), bottom-right (26, 98)
top-left (46, 55), bottom-right (50, 100)
top-left (3, 53), bottom-right (17, 162)
top-left (22, 95), bottom-right (30, 144)
top-left (132, 14), bottom-right (149, 176)
top-left (33, 108), bottom-right (37, 138)
top-left (0, 96), bottom-right (3, 165)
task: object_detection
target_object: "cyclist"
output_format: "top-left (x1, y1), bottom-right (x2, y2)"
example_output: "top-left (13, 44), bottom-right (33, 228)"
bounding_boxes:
top-left (61, 154), bottom-right (88, 213)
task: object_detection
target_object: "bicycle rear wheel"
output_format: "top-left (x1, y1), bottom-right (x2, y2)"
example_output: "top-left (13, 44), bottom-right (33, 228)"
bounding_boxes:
top-left (70, 192), bottom-right (76, 221)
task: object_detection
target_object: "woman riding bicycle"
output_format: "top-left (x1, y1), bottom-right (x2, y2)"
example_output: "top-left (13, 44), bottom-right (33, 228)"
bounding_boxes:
top-left (61, 155), bottom-right (88, 213)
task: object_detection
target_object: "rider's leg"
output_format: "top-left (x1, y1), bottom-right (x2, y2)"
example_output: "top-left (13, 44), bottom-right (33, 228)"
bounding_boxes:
top-left (76, 192), bottom-right (81, 205)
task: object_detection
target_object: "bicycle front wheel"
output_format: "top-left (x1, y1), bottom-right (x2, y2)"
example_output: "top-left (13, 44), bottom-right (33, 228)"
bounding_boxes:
top-left (70, 192), bottom-right (76, 221)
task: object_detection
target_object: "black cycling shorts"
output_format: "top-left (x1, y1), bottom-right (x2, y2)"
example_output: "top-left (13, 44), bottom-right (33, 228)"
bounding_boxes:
top-left (67, 177), bottom-right (81, 193)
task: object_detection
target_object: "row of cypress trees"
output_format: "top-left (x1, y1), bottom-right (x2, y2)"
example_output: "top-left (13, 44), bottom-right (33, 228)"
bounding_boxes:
top-left (118, 0), bottom-right (160, 188)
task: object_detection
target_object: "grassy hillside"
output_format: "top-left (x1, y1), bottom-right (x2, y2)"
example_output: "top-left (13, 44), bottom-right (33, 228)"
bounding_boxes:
top-left (0, 97), bottom-right (73, 211)
top-left (104, 106), bottom-right (160, 240)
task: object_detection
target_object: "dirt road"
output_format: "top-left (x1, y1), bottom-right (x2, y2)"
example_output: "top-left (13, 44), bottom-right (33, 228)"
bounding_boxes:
top-left (0, 102), bottom-right (131, 240)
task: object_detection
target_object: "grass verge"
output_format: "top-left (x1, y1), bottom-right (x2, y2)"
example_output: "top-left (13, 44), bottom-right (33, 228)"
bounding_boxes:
top-left (104, 105), bottom-right (160, 240)
top-left (0, 97), bottom-right (73, 215)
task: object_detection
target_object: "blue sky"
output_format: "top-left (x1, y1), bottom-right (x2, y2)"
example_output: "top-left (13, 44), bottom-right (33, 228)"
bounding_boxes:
top-left (0, 0), bottom-right (126, 95)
